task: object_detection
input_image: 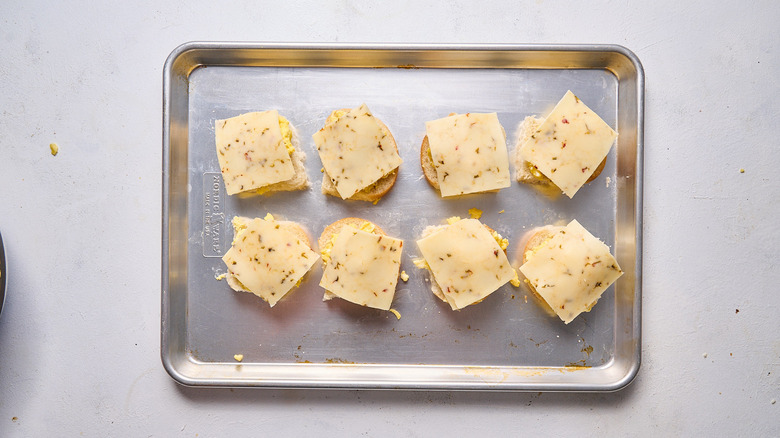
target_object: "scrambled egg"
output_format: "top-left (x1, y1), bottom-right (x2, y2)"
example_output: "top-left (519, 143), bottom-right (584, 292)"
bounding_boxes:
top-left (326, 109), bottom-right (348, 125)
top-left (400, 270), bottom-right (409, 282)
top-left (321, 233), bottom-right (338, 264)
top-left (231, 217), bottom-right (249, 245)
top-left (491, 230), bottom-right (509, 251)
top-left (233, 354), bottom-right (244, 362)
top-left (49, 143), bottom-right (59, 156)
top-left (509, 270), bottom-right (521, 287)
top-left (468, 208), bottom-right (483, 219)
top-left (446, 216), bottom-right (461, 225)
top-left (278, 116), bottom-right (295, 155)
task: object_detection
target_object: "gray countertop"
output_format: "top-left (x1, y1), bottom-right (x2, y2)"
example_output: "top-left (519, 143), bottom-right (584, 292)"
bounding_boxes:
top-left (0, 1), bottom-right (777, 435)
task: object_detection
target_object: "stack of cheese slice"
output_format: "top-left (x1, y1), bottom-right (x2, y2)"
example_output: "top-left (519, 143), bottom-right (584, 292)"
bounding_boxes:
top-left (423, 112), bottom-right (511, 197)
top-left (222, 215), bottom-right (319, 307)
top-left (416, 218), bottom-right (516, 310)
top-left (215, 110), bottom-right (307, 196)
top-left (319, 219), bottom-right (404, 310)
top-left (517, 91), bottom-right (618, 198)
top-left (313, 104), bottom-right (403, 202)
top-left (519, 219), bottom-right (623, 324)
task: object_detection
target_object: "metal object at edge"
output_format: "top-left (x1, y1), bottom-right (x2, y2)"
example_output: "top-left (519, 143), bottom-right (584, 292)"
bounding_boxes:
top-left (162, 43), bottom-right (644, 391)
top-left (0, 232), bottom-right (5, 318)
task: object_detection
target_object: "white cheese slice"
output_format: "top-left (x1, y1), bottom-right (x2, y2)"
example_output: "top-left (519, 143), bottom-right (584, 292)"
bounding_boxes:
top-left (312, 104), bottom-right (403, 199)
top-left (519, 91), bottom-right (618, 198)
top-left (222, 216), bottom-right (319, 307)
top-left (215, 110), bottom-right (295, 196)
top-left (425, 113), bottom-right (511, 197)
top-left (519, 219), bottom-right (623, 324)
top-left (416, 218), bottom-right (515, 310)
top-left (320, 227), bottom-right (403, 310)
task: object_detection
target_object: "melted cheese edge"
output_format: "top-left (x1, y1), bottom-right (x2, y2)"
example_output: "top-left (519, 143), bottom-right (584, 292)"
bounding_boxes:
top-left (519, 219), bottom-right (623, 323)
top-left (519, 91), bottom-right (618, 198)
top-left (312, 104), bottom-right (403, 199)
top-left (425, 113), bottom-right (511, 197)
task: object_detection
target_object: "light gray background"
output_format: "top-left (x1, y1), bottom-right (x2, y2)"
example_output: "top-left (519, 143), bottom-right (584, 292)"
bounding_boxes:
top-left (0, 0), bottom-right (777, 436)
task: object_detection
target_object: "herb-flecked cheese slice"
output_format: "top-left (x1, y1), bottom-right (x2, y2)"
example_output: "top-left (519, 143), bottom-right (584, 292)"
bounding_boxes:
top-left (519, 91), bottom-right (618, 198)
top-left (215, 110), bottom-right (295, 196)
top-left (519, 219), bottom-right (623, 324)
top-left (416, 218), bottom-right (515, 310)
top-left (425, 113), bottom-right (511, 197)
top-left (320, 227), bottom-right (403, 310)
top-left (222, 217), bottom-right (319, 307)
top-left (312, 104), bottom-right (403, 199)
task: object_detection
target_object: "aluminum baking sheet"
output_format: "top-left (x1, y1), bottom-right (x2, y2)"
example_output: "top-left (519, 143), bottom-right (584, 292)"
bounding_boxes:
top-left (162, 43), bottom-right (643, 391)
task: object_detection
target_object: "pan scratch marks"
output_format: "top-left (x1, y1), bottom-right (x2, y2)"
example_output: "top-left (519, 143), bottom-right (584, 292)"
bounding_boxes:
top-left (124, 367), bottom-right (156, 414)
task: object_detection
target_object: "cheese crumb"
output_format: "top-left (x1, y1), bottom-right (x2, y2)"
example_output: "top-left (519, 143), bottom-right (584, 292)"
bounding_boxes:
top-left (263, 213), bottom-right (275, 221)
top-left (605, 176), bottom-right (611, 187)
top-left (739, 168), bottom-right (745, 173)
top-left (215, 273), bottom-right (226, 281)
top-left (498, 210), bottom-right (505, 214)
top-left (468, 208), bottom-right (483, 219)
top-left (703, 353), bottom-right (708, 358)
top-left (49, 143), bottom-right (59, 156)
top-left (233, 354), bottom-right (244, 362)
top-left (400, 270), bottom-right (409, 282)
top-left (389, 308), bottom-right (401, 319)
